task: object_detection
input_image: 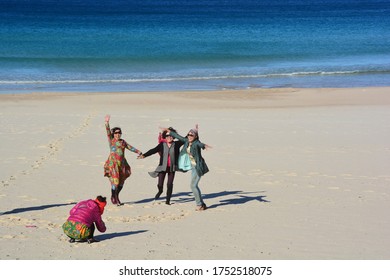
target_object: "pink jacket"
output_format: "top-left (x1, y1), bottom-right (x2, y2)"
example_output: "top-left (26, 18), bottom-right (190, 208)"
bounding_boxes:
top-left (67, 199), bottom-right (106, 233)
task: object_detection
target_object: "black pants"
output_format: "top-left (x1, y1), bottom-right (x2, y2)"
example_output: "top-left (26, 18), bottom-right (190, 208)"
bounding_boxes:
top-left (156, 170), bottom-right (175, 203)
top-left (158, 170), bottom-right (175, 187)
top-left (88, 223), bottom-right (96, 238)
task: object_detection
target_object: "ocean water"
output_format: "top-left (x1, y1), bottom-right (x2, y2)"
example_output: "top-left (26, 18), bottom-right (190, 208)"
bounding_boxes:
top-left (1, 0), bottom-right (390, 93)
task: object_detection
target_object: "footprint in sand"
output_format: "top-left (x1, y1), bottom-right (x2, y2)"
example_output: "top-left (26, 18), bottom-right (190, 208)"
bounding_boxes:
top-left (214, 168), bottom-right (227, 174)
top-left (0, 215), bottom-right (60, 231)
top-left (1, 235), bottom-right (16, 239)
top-left (247, 169), bottom-right (268, 176)
top-left (106, 208), bottom-right (191, 224)
top-left (263, 180), bottom-right (281, 185)
top-left (286, 172), bottom-right (298, 177)
top-left (3, 113), bottom-right (96, 188)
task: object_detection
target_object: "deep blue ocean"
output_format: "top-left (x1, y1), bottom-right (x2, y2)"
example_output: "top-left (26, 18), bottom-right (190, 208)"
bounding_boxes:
top-left (1, 0), bottom-right (390, 93)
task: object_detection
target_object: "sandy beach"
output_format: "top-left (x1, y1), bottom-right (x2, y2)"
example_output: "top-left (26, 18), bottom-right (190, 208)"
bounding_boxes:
top-left (0, 87), bottom-right (389, 260)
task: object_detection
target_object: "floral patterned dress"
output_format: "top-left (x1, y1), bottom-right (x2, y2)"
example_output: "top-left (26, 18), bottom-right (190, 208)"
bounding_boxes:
top-left (104, 123), bottom-right (141, 188)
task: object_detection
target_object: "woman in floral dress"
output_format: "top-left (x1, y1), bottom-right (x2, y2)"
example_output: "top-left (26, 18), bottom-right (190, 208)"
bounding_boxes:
top-left (104, 115), bottom-right (142, 206)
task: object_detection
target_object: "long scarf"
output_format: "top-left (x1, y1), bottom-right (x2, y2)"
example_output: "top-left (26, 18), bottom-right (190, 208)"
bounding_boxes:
top-left (148, 142), bottom-right (176, 178)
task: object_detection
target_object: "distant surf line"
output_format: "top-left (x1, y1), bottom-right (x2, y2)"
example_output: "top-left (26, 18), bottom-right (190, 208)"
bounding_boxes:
top-left (1, 69), bottom-right (389, 85)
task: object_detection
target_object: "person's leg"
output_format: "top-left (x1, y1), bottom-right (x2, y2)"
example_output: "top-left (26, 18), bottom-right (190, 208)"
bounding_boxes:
top-left (87, 224), bottom-right (99, 243)
top-left (62, 221), bottom-right (76, 243)
top-left (116, 184), bottom-right (123, 206)
top-left (115, 173), bottom-right (127, 206)
top-left (111, 184), bottom-right (117, 204)
top-left (166, 171), bottom-right (175, 205)
top-left (155, 172), bottom-right (166, 200)
top-left (88, 223), bottom-right (95, 239)
top-left (114, 186), bottom-right (123, 206)
top-left (190, 168), bottom-right (204, 207)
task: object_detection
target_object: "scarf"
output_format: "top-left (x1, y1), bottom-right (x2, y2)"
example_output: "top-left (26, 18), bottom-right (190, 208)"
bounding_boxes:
top-left (148, 142), bottom-right (176, 178)
top-left (95, 199), bottom-right (107, 215)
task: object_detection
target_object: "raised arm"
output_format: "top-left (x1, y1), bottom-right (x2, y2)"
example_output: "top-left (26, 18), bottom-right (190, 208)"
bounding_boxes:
top-left (158, 132), bottom-right (165, 143)
top-left (104, 115), bottom-right (112, 145)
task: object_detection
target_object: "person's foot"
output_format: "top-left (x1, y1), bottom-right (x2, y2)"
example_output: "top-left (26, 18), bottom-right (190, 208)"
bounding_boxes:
top-left (165, 201), bottom-right (171, 205)
top-left (87, 238), bottom-right (99, 244)
top-left (155, 192), bottom-right (162, 200)
top-left (115, 195), bottom-right (122, 206)
top-left (114, 194), bottom-right (123, 206)
top-left (196, 203), bottom-right (207, 211)
top-left (111, 196), bottom-right (117, 204)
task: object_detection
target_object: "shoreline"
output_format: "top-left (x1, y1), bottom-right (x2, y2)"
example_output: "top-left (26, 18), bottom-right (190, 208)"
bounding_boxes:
top-left (1, 86), bottom-right (390, 107)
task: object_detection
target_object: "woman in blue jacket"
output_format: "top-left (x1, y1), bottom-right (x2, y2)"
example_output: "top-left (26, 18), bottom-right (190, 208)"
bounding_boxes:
top-left (167, 126), bottom-right (211, 211)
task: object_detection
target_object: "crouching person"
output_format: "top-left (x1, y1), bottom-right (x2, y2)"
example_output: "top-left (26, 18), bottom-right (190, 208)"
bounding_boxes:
top-left (62, 195), bottom-right (107, 244)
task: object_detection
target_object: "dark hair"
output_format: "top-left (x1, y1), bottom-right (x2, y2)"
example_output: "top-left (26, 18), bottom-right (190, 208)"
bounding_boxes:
top-left (163, 127), bottom-right (177, 139)
top-left (111, 127), bottom-right (122, 138)
top-left (96, 195), bottom-right (107, 203)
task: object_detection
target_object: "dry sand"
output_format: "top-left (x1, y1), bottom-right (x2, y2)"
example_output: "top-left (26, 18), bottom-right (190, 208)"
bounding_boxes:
top-left (0, 87), bottom-right (389, 260)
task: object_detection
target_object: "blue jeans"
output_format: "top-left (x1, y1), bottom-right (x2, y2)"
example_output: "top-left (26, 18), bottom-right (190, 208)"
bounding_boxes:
top-left (190, 167), bottom-right (204, 206)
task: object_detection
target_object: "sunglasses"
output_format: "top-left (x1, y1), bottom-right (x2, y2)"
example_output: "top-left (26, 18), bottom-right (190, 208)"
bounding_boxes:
top-left (114, 131), bottom-right (122, 134)
top-left (187, 134), bottom-right (195, 137)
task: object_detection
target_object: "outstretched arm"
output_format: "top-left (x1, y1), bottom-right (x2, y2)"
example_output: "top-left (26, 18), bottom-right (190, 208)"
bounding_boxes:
top-left (139, 143), bottom-right (161, 159)
top-left (125, 142), bottom-right (142, 156)
top-left (197, 141), bottom-right (212, 150)
top-left (192, 124), bottom-right (212, 150)
top-left (204, 143), bottom-right (212, 150)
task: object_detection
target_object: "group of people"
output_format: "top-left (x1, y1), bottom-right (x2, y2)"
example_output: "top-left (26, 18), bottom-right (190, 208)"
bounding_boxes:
top-left (62, 115), bottom-right (211, 243)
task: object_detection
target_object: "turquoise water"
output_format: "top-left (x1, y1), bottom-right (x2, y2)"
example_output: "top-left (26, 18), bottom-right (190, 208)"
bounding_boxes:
top-left (1, 0), bottom-right (390, 93)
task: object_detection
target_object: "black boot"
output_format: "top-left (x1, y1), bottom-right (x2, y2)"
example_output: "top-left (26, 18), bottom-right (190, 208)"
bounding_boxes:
top-left (111, 188), bottom-right (117, 204)
top-left (115, 186), bottom-right (123, 206)
top-left (166, 184), bottom-right (173, 205)
top-left (155, 185), bottom-right (163, 200)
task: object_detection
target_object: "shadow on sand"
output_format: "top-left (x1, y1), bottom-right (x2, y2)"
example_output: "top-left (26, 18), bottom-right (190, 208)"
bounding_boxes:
top-left (98, 230), bottom-right (148, 241)
top-left (205, 190), bottom-right (270, 209)
top-left (0, 202), bottom-right (77, 216)
top-left (130, 189), bottom-right (270, 209)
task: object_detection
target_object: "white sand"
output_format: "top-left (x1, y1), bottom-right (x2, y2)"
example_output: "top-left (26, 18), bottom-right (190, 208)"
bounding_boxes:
top-left (0, 87), bottom-right (389, 260)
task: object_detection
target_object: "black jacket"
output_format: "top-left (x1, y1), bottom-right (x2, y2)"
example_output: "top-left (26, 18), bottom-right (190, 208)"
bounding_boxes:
top-left (143, 140), bottom-right (184, 170)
